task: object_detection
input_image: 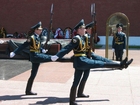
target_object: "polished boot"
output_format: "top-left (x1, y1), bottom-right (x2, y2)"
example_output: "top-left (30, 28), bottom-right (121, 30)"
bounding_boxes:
top-left (25, 78), bottom-right (37, 95)
top-left (69, 87), bottom-right (78, 105)
top-left (125, 59), bottom-right (133, 68)
top-left (104, 57), bottom-right (128, 70)
top-left (77, 81), bottom-right (89, 98)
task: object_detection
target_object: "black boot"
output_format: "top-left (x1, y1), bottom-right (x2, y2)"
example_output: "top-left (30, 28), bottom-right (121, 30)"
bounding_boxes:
top-left (57, 56), bottom-right (74, 62)
top-left (25, 78), bottom-right (37, 95)
top-left (104, 57), bottom-right (128, 70)
top-left (69, 87), bottom-right (78, 105)
top-left (77, 81), bottom-right (89, 98)
top-left (125, 59), bottom-right (133, 68)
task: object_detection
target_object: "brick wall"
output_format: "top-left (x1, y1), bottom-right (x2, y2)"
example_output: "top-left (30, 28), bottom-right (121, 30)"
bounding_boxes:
top-left (0, 0), bottom-right (139, 36)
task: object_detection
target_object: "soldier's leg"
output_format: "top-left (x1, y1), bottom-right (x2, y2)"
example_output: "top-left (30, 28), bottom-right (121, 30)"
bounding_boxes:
top-left (125, 59), bottom-right (133, 68)
top-left (25, 63), bottom-right (40, 95)
top-left (115, 50), bottom-right (119, 61)
top-left (104, 58), bottom-right (133, 69)
top-left (119, 50), bottom-right (124, 61)
top-left (70, 70), bottom-right (83, 105)
top-left (117, 50), bottom-right (121, 61)
top-left (77, 69), bottom-right (90, 98)
top-left (91, 53), bottom-right (112, 62)
top-left (32, 53), bottom-right (52, 63)
top-left (86, 57), bottom-right (132, 70)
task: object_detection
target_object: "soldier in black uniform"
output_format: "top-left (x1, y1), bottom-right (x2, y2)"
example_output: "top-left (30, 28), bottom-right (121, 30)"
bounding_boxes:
top-left (51, 19), bottom-right (133, 105)
top-left (112, 23), bottom-right (126, 61)
top-left (10, 22), bottom-right (52, 95)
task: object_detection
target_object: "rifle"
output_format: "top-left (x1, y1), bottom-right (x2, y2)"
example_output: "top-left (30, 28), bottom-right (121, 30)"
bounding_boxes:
top-left (44, 3), bottom-right (54, 49)
top-left (88, 3), bottom-right (96, 57)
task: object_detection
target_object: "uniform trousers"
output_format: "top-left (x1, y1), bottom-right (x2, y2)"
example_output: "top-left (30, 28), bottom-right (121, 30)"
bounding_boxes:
top-left (72, 69), bottom-right (90, 87)
top-left (29, 63), bottom-right (40, 80)
top-left (115, 49), bottom-right (123, 61)
top-left (72, 53), bottom-right (112, 87)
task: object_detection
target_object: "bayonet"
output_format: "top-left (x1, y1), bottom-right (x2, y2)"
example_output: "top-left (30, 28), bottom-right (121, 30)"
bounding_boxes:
top-left (51, 3), bottom-right (53, 14)
top-left (45, 3), bottom-right (54, 49)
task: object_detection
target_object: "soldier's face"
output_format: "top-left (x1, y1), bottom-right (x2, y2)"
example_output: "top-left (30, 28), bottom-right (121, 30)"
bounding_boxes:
top-left (117, 27), bottom-right (122, 32)
top-left (86, 28), bottom-right (92, 34)
top-left (78, 28), bottom-right (86, 35)
top-left (35, 29), bottom-right (42, 35)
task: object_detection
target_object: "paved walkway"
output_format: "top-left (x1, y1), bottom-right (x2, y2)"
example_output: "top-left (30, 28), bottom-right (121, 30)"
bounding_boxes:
top-left (0, 49), bottom-right (140, 105)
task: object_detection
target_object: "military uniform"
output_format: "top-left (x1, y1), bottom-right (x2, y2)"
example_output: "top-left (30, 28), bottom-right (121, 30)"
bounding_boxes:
top-left (86, 22), bottom-right (112, 63)
top-left (85, 21), bottom-right (100, 44)
top-left (112, 23), bottom-right (126, 61)
top-left (12, 22), bottom-right (51, 95)
top-left (54, 19), bottom-right (128, 105)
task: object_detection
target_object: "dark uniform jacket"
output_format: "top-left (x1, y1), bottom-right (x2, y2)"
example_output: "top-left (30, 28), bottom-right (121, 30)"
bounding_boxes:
top-left (56, 34), bottom-right (104, 70)
top-left (112, 32), bottom-right (126, 50)
top-left (14, 34), bottom-right (51, 63)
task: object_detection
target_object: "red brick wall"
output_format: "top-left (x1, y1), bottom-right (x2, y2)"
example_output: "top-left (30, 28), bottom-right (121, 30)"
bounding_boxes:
top-left (0, 0), bottom-right (139, 36)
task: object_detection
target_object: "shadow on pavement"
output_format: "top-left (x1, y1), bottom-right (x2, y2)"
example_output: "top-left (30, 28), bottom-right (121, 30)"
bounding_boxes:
top-left (76, 99), bottom-right (110, 103)
top-left (0, 94), bottom-right (48, 100)
top-left (0, 94), bottom-right (109, 104)
top-left (32, 97), bottom-right (109, 105)
top-left (32, 97), bottom-right (69, 104)
top-left (91, 68), bottom-right (116, 72)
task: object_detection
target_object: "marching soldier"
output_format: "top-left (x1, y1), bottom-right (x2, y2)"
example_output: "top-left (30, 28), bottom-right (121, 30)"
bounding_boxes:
top-left (86, 21), bottom-right (116, 63)
top-left (51, 19), bottom-right (133, 105)
top-left (86, 21), bottom-right (95, 48)
top-left (10, 22), bottom-right (52, 95)
top-left (86, 21), bottom-right (100, 44)
top-left (112, 23), bottom-right (126, 61)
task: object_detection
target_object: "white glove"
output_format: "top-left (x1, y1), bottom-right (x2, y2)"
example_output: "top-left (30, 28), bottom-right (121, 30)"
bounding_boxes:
top-left (51, 55), bottom-right (59, 61)
top-left (42, 49), bottom-right (48, 53)
top-left (0, 39), bottom-right (4, 44)
top-left (112, 49), bottom-right (115, 52)
top-left (10, 52), bottom-right (15, 58)
top-left (123, 49), bottom-right (126, 52)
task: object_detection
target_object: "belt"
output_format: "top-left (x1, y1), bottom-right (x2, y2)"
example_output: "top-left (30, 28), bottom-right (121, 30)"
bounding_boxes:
top-left (30, 49), bottom-right (40, 53)
top-left (115, 42), bottom-right (124, 45)
top-left (74, 54), bottom-right (86, 57)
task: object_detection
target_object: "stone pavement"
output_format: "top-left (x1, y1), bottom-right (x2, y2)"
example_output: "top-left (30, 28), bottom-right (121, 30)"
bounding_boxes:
top-left (0, 49), bottom-right (140, 105)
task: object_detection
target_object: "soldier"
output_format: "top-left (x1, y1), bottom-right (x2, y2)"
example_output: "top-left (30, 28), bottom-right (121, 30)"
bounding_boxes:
top-left (86, 21), bottom-right (95, 49)
top-left (86, 21), bottom-right (100, 44)
top-left (51, 19), bottom-right (133, 105)
top-left (112, 23), bottom-right (126, 61)
top-left (86, 21), bottom-right (111, 61)
top-left (10, 22), bottom-right (52, 95)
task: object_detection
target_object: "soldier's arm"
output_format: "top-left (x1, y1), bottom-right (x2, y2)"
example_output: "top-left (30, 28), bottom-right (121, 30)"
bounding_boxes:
top-left (56, 37), bottom-right (79, 58)
top-left (112, 36), bottom-right (115, 48)
top-left (14, 38), bottom-right (31, 54)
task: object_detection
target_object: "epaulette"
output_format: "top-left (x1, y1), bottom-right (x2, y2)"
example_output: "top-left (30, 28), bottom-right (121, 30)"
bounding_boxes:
top-left (72, 36), bottom-right (79, 43)
top-left (84, 34), bottom-right (88, 37)
top-left (27, 35), bottom-right (33, 42)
